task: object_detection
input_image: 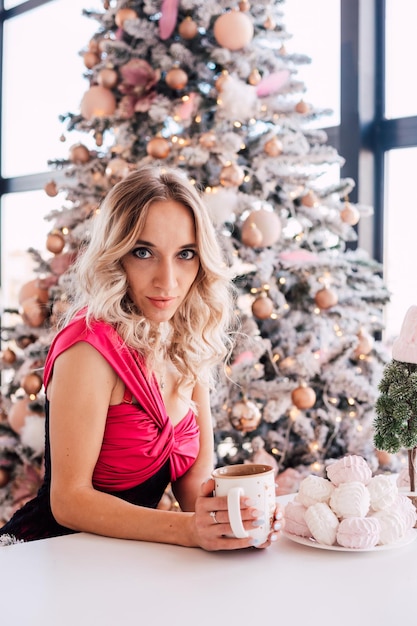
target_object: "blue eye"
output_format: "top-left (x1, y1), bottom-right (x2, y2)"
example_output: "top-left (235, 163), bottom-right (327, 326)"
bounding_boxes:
top-left (179, 249), bottom-right (196, 260)
top-left (132, 247), bottom-right (152, 259)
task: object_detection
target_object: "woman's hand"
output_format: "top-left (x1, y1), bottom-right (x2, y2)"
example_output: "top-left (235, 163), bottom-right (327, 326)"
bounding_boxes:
top-left (190, 478), bottom-right (281, 551)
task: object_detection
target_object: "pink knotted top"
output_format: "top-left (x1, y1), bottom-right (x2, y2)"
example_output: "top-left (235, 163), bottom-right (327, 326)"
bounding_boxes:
top-left (43, 313), bottom-right (200, 491)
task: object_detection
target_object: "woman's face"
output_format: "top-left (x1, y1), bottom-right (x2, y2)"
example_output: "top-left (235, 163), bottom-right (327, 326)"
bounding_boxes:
top-left (121, 199), bottom-right (200, 323)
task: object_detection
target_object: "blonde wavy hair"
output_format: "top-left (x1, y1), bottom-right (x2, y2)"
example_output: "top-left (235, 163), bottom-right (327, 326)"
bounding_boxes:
top-left (63, 165), bottom-right (237, 389)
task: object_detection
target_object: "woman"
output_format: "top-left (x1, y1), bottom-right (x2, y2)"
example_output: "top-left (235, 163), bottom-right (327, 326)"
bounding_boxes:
top-left (0, 166), bottom-right (280, 550)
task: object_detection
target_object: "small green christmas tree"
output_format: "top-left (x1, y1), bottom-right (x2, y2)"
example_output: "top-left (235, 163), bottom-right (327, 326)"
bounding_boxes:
top-left (374, 306), bottom-right (417, 491)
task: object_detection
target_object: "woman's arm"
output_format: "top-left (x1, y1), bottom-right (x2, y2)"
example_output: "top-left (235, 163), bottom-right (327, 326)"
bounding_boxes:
top-left (171, 382), bottom-right (214, 512)
top-left (47, 343), bottom-right (257, 550)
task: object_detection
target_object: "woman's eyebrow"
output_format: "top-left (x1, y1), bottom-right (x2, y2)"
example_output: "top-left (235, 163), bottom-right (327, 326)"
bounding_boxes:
top-left (135, 239), bottom-right (198, 249)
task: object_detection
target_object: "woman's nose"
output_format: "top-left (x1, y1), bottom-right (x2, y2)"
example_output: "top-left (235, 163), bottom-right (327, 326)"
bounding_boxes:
top-left (154, 260), bottom-right (178, 290)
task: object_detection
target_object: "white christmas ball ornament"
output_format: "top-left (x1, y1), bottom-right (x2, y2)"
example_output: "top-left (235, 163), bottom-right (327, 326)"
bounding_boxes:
top-left (241, 208), bottom-right (281, 247)
top-left (213, 11), bottom-right (254, 51)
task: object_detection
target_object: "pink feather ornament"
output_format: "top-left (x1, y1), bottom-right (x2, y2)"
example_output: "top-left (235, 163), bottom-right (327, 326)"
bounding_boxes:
top-left (159, 0), bottom-right (179, 40)
top-left (256, 69), bottom-right (290, 97)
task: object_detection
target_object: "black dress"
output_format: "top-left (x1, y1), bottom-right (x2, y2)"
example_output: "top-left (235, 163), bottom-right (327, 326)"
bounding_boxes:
top-left (0, 400), bottom-right (171, 544)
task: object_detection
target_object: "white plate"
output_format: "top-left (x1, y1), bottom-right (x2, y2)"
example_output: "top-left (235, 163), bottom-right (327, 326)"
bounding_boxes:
top-left (282, 529), bottom-right (417, 552)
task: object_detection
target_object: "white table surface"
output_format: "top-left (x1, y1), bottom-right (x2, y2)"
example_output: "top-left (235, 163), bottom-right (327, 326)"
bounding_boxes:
top-left (0, 496), bottom-right (415, 626)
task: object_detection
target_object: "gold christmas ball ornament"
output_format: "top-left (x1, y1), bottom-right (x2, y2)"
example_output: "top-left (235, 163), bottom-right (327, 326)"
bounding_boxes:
top-left (248, 68), bottom-right (261, 86)
top-left (219, 163), bottom-right (245, 187)
top-left (115, 8), bottom-right (138, 29)
top-left (0, 468), bottom-right (10, 489)
top-left (83, 51), bottom-right (100, 69)
top-left (241, 208), bottom-right (282, 247)
top-left (2, 347), bottom-right (17, 365)
top-left (18, 279), bottom-right (49, 306)
top-left (239, 0), bottom-right (251, 11)
top-left (199, 131), bottom-right (216, 149)
top-left (44, 180), bottom-right (58, 197)
top-left (7, 398), bottom-right (30, 433)
top-left (264, 137), bottom-right (283, 157)
top-left (69, 143), bottom-right (91, 164)
top-left (165, 67), bottom-right (188, 90)
top-left (21, 298), bottom-right (49, 328)
top-left (80, 85), bottom-right (117, 120)
top-left (291, 384), bottom-right (316, 410)
top-left (215, 71), bottom-right (229, 93)
top-left (230, 400), bottom-right (262, 432)
top-left (341, 202), bottom-right (360, 226)
top-left (264, 16), bottom-right (276, 30)
top-left (7, 397), bottom-right (44, 434)
top-left (213, 11), bottom-right (254, 51)
top-left (252, 294), bottom-right (274, 319)
top-left (105, 157), bottom-right (131, 179)
top-left (46, 231), bottom-right (65, 255)
top-left (95, 131), bottom-right (103, 147)
top-left (301, 190), bottom-right (318, 207)
top-left (314, 286), bottom-right (338, 310)
top-left (354, 329), bottom-right (374, 358)
top-left (21, 372), bottom-right (43, 396)
top-left (295, 99), bottom-right (311, 114)
top-left (146, 137), bottom-right (171, 159)
top-left (178, 17), bottom-right (198, 39)
top-left (97, 67), bottom-right (119, 89)
top-left (15, 334), bottom-right (37, 349)
top-left (240, 221), bottom-right (263, 247)
top-left (88, 38), bottom-right (100, 54)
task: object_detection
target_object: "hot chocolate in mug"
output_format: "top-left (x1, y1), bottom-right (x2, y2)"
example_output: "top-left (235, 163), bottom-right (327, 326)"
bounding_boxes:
top-left (212, 464), bottom-right (276, 543)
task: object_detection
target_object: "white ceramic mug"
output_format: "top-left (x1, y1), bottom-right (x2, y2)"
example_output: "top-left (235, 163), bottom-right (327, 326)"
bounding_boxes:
top-left (212, 463), bottom-right (276, 543)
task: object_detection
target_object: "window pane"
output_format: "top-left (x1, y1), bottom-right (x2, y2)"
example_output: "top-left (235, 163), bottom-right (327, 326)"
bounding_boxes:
top-left (385, 0), bottom-right (417, 119)
top-left (383, 148), bottom-right (417, 339)
top-left (1, 0), bottom-right (100, 177)
top-left (1, 191), bottom-right (60, 308)
top-left (3, 0), bottom-right (25, 8)
top-left (284, 0), bottom-right (340, 127)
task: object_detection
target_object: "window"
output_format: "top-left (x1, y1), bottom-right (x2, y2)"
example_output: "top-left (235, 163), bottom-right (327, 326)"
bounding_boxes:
top-left (382, 148), bottom-right (417, 337)
top-left (384, 1), bottom-right (417, 119)
top-left (378, 0), bottom-right (417, 338)
top-left (284, 0), bottom-right (340, 127)
top-left (0, 0), bottom-right (99, 308)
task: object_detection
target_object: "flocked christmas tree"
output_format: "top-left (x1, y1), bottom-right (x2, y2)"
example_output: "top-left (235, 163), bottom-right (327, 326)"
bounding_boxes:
top-left (0, 0), bottom-right (392, 523)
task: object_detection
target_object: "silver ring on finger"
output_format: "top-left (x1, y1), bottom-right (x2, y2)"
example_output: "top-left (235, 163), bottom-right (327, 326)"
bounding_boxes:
top-left (209, 510), bottom-right (219, 524)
